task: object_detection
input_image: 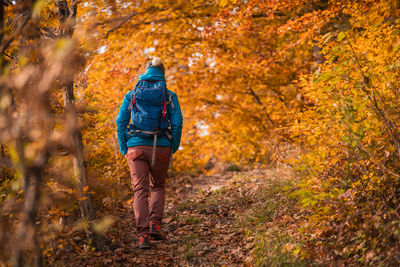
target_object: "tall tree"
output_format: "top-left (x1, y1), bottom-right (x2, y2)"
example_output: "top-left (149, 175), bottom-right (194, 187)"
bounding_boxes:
top-left (57, 0), bottom-right (103, 250)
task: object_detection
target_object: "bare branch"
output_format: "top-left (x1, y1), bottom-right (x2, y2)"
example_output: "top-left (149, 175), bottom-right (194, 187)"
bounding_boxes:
top-left (70, 0), bottom-right (78, 20)
top-left (0, 14), bottom-right (29, 55)
top-left (248, 87), bottom-right (275, 126)
top-left (105, 11), bottom-right (138, 38)
top-left (104, 10), bottom-right (211, 38)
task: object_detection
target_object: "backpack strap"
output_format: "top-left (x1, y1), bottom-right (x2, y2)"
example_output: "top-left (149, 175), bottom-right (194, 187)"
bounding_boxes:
top-left (152, 132), bottom-right (157, 167)
top-left (128, 92), bottom-right (135, 111)
top-left (128, 86), bottom-right (138, 111)
top-left (166, 91), bottom-right (175, 109)
top-left (133, 129), bottom-right (158, 167)
top-left (162, 101), bottom-right (167, 120)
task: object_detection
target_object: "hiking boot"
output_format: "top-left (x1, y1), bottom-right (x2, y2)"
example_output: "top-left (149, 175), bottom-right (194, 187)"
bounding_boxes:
top-left (150, 220), bottom-right (166, 240)
top-left (139, 234), bottom-right (151, 249)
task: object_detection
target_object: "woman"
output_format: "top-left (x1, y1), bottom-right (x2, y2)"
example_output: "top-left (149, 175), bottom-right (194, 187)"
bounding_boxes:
top-left (116, 57), bottom-right (183, 249)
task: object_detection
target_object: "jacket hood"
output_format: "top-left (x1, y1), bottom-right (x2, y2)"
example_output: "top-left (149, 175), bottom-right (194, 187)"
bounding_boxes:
top-left (138, 67), bottom-right (165, 82)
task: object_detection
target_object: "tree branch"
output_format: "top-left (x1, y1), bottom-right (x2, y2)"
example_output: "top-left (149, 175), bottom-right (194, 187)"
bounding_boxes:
top-left (248, 87), bottom-right (275, 126)
top-left (105, 11), bottom-right (137, 38)
top-left (0, 14), bottom-right (29, 55)
top-left (104, 10), bottom-right (212, 38)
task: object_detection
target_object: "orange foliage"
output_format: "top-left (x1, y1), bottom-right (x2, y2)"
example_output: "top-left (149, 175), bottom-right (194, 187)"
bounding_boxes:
top-left (3, 0), bottom-right (400, 264)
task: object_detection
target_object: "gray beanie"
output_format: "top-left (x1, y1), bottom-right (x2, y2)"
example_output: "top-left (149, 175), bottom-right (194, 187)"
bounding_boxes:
top-left (146, 57), bottom-right (165, 75)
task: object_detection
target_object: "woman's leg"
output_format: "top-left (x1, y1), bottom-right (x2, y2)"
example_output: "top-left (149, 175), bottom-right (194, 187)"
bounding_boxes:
top-left (127, 147), bottom-right (150, 235)
top-left (149, 147), bottom-right (171, 224)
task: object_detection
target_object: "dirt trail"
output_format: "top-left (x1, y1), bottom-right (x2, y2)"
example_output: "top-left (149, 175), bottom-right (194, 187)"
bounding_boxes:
top-left (56, 170), bottom-right (261, 266)
top-left (115, 172), bottom-right (249, 266)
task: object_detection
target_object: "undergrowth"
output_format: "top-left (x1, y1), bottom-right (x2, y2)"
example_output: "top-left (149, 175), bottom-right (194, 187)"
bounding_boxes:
top-left (231, 169), bottom-right (307, 266)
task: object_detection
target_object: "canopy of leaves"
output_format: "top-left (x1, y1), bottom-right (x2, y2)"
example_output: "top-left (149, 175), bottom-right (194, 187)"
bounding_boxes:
top-left (2, 0), bottom-right (400, 265)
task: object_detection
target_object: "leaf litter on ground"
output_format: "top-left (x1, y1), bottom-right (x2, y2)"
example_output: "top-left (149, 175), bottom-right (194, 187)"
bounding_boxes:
top-left (45, 165), bottom-right (305, 266)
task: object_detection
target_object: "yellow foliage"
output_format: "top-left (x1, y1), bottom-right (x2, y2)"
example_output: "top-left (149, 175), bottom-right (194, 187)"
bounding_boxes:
top-left (289, 0), bottom-right (400, 264)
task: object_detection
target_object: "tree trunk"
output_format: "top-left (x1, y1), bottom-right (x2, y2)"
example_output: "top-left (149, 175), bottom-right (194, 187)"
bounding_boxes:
top-left (58, 0), bottom-right (103, 250)
top-left (64, 81), bottom-right (104, 250)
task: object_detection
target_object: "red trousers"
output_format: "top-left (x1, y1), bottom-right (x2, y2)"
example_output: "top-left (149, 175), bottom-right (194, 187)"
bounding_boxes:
top-left (126, 146), bottom-right (170, 235)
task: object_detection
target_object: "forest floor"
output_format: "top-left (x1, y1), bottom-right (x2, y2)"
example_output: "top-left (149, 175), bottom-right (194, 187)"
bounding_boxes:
top-left (50, 163), bottom-right (303, 266)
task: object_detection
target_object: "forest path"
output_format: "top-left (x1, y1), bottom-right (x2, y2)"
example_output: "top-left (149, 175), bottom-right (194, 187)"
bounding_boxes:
top-left (112, 171), bottom-right (252, 266)
top-left (60, 166), bottom-right (297, 266)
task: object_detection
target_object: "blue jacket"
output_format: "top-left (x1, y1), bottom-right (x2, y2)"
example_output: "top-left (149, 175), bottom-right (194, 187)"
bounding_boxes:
top-left (116, 67), bottom-right (183, 155)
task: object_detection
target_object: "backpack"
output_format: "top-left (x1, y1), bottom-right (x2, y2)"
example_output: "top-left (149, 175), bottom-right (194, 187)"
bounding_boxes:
top-left (127, 79), bottom-right (173, 165)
